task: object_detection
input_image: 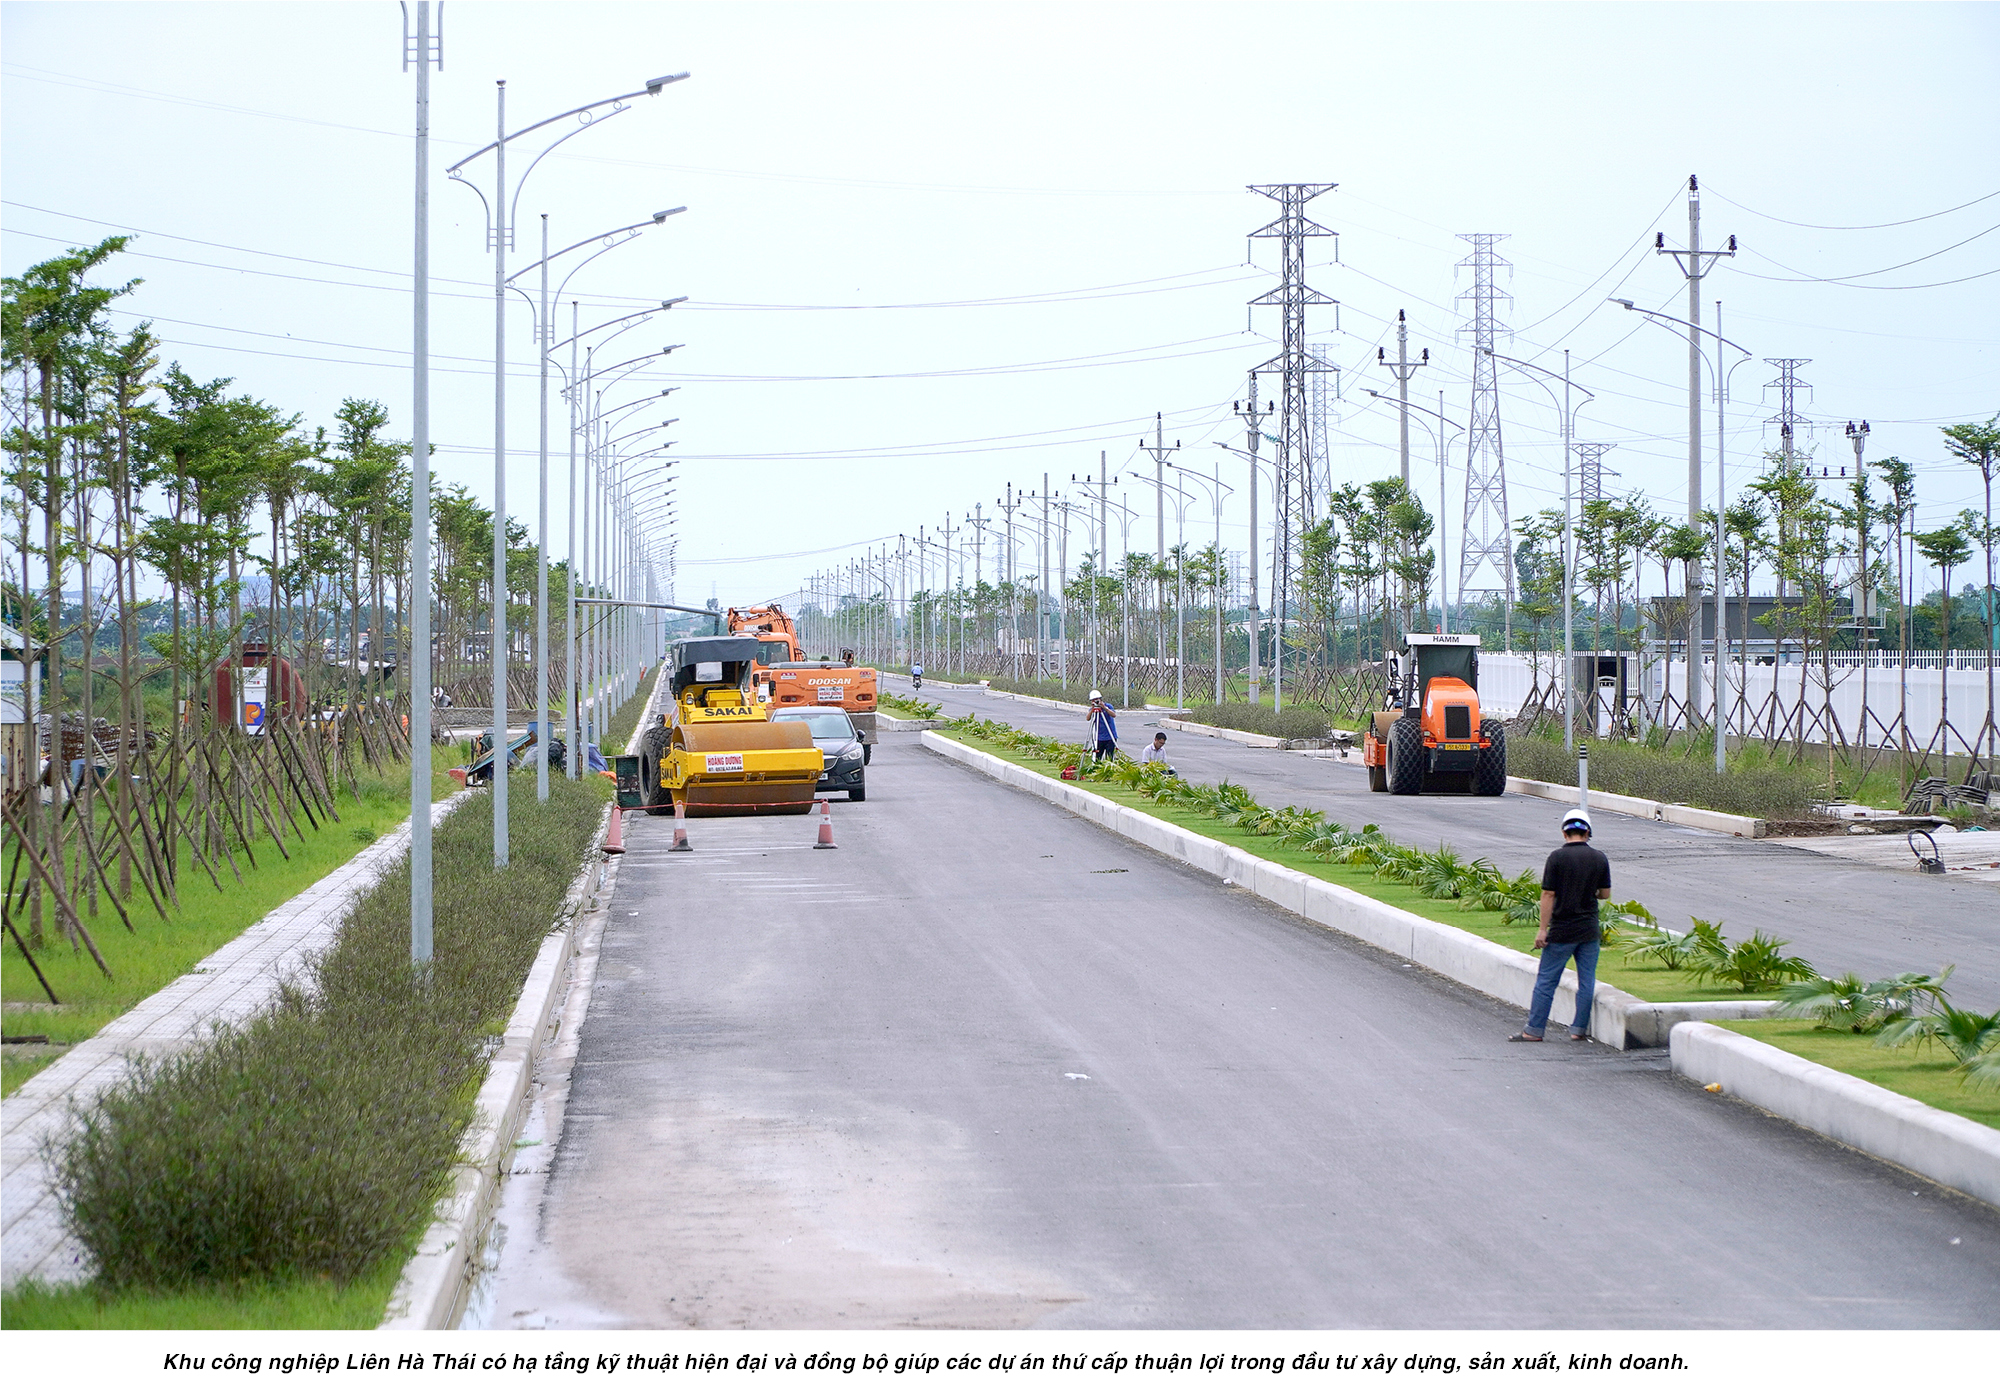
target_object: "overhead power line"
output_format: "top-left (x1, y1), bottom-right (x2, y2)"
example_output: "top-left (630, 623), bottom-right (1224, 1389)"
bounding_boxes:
top-left (1704, 182), bottom-right (2000, 231)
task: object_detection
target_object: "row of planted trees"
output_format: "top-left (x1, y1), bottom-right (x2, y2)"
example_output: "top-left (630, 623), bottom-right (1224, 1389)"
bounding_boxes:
top-left (1, 239), bottom-right (591, 967)
top-left (804, 425), bottom-right (1996, 786)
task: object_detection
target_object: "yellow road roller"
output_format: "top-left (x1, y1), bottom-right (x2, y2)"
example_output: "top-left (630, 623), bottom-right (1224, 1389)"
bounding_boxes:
top-left (630, 637), bottom-right (824, 817)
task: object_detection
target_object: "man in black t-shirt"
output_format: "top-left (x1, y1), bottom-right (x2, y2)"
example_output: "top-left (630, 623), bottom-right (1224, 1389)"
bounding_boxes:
top-left (1509, 808), bottom-right (1612, 1043)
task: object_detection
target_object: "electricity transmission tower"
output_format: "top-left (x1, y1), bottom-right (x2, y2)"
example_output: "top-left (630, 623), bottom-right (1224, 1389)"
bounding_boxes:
top-left (1765, 358), bottom-right (1814, 471)
top-left (1577, 443), bottom-right (1618, 504)
top-left (1456, 233), bottom-right (1514, 619)
top-left (1308, 340), bottom-right (1341, 517)
top-left (1248, 182), bottom-right (1337, 707)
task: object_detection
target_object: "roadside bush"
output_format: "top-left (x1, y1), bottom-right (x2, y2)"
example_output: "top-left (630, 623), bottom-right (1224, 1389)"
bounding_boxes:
top-left (1777, 967), bottom-right (1955, 1033)
top-left (1185, 701), bottom-right (1338, 741)
top-left (53, 770), bottom-right (606, 1290)
top-left (1685, 926), bottom-right (1817, 994)
top-left (1506, 731), bottom-right (1826, 819)
top-left (880, 696), bottom-right (942, 720)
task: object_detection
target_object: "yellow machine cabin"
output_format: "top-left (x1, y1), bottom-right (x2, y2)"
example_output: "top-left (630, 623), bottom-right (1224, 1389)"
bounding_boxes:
top-left (632, 636), bottom-right (825, 817)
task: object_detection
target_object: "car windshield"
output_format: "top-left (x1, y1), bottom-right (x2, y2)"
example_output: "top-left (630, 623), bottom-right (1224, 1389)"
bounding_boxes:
top-left (776, 711), bottom-right (855, 741)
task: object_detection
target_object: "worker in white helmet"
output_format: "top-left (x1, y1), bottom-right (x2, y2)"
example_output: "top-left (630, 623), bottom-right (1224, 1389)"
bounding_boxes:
top-left (1510, 807), bottom-right (1611, 1043)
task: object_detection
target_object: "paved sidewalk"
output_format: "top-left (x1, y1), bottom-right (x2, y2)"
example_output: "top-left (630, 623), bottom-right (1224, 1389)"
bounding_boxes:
top-left (0, 792), bottom-right (470, 1288)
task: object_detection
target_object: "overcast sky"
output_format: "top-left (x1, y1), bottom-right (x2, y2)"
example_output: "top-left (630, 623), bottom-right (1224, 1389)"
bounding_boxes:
top-left (5, 1), bottom-right (1996, 615)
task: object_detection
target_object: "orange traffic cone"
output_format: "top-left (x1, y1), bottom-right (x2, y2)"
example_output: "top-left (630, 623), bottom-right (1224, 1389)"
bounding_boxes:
top-left (813, 796), bottom-right (837, 850)
top-left (602, 802), bottom-right (626, 856)
top-left (670, 797), bottom-right (693, 853)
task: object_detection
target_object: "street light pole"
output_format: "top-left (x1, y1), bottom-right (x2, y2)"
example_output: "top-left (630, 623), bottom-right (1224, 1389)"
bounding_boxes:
top-left (490, 78), bottom-right (509, 865)
top-left (1613, 296), bottom-right (1755, 773)
top-left (447, 67), bottom-right (688, 864)
top-left (404, 0), bottom-right (440, 963)
top-left (1483, 349), bottom-right (1593, 749)
top-left (1234, 383), bottom-right (1271, 702)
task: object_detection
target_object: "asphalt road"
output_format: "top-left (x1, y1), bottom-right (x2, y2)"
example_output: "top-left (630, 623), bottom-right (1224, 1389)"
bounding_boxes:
top-left (894, 680), bottom-right (2000, 1011)
top-left (478, 731), bottom-right (2000, 1329)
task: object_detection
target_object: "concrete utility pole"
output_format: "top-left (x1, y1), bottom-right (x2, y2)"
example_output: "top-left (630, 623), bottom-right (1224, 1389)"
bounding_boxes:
top-left (1139, 414), bottom-right (1180, 686)
top-left (996, 488), bottom-right (1022, 680)
top-left (1234, 379), bottom-right (1272, 702)
top-left (1378, 310), bottom-right (1428, 487)
top-left (1846, 416), bottom-right (1873, 749)
top-left (1656, 175), bottom-right (1736, 726)
top-left (1072, 454), bottom-right (1115, 690)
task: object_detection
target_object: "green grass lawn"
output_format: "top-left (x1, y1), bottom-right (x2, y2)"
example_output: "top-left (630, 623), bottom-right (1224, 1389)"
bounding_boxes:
top-left (2, 748), bottom-right (460, 1097)
top-left (944, 730), bottom-right (1761, 1005)
top-left (1, 1254), bottom-right (410, 1330)
top-left (1716, 1019), bottom-right (2000, 1131)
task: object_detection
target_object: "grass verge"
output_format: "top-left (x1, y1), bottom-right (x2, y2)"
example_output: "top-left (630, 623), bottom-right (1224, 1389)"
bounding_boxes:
top-left (1184, 701), bottom-right (1341, 741)
top-left (1508, 730), bottom-right (1826, 819)
top-left (939, 726), bottom-right (1752, 1004)
top-left (3, 766), bottom-right (606, 1327)
top-left (1716, 1019), bottom-right (2000, 1132)
top-left (1, 1255), bottom-right (409, 1330)
top-left (603, 665), bottom-right (659, 755)
top-left (2, 748), bottom-right (460, 1097)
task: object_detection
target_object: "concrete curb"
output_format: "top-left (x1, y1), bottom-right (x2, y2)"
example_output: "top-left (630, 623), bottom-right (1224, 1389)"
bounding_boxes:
top-left (922, 732), bottom-right (1779, 1049)
top-left (378, 800), bottom-right (616, 1330)
top-left (877, 714), bottom-right (945, 732)
top-left (1507, 775), bottom-right (1767, 839)
top-left (1671, 1022), bottom-right (2000, 1209)
top-left (0, 789), bottom-right (475, 1289)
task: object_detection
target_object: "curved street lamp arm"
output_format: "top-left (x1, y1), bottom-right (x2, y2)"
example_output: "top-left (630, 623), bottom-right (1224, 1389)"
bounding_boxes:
top-left (553, 213), bottom-right (685, 301)
top-left (550, 299), bottom-right (685, 354)
top-left (1364, 387), bottom-right (1466, 434)
top-left (446, 75), bottom-right (688, 173)
top-left (1608, 299), bottom-right (1755, 359)
top-left (508, 216), bottom-right (675, 285)
top-left (507, 107), bottom-right (633, 230)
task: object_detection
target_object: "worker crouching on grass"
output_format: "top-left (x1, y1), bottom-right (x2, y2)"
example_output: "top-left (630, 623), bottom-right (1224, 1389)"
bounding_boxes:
top-left (1510, 808), bottom-right (1611, 1044)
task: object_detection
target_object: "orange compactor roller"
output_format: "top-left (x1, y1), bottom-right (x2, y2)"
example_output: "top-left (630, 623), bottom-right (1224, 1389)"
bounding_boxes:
top-left (630, 636), bottom-right (824, 817)
top-left (726, 603), bottom-right (878, 748)
top-left (1361, 633), bottom-right (1509, 796)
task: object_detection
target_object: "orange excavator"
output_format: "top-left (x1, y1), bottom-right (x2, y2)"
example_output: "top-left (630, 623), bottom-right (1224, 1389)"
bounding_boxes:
top-left (1362, 633), bottom-right (1508, 796)
top-left (726, 603), bottom-right (879, 752)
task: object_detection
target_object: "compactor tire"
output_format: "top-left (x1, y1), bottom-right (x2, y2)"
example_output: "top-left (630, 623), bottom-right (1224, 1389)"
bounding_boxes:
top-left (1386, 716), bottom-right (1428, 796)
top-left (637, 722), bottom-right (671, 812)
top-left (1367, 763), bottom-right (1387, 792)
top-left (1473, 720), bottom-right (1508, 797)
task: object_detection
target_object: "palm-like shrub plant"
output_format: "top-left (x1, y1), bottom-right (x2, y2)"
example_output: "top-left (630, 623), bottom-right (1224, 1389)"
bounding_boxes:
top-left (1873, 1004), bottom-right (2000, 1066)
top-left (1690, 928), bottom-right (1817, 994)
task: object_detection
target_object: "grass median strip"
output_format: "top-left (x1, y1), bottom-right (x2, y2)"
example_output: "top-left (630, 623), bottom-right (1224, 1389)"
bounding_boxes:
top-left (2, 767), bottom-right (607, 1330)
top-left (2, 750), bottom-right (461, 1099)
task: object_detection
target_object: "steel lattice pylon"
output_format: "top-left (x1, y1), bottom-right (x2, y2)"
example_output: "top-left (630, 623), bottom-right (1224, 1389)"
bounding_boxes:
top-left (1248, 183), bottom-right (1337, 642)
top-left (1577, 442), bottom-right (1618, 504)
top-left (1456, 232), bottom-right (1514, 606)
top-left (1308, 340), bottom-right (1340, 520)
top-left (1765, 358), bottom-right (1814, 471)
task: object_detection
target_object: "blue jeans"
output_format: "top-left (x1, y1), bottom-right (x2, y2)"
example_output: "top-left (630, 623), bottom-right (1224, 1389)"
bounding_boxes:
top-left (1526, 938), bottom-right (1599, 1037)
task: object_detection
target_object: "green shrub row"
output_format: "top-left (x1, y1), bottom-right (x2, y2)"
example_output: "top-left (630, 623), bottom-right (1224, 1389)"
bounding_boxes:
top-left (879, 695), bottom-right (943, 720)
top-left (52, 770), bottom-right (609, 1290)
top-left (943, 716), bottom-right (1998, 1090)
top-left (1506, 730), bottom-right (1826, 819)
